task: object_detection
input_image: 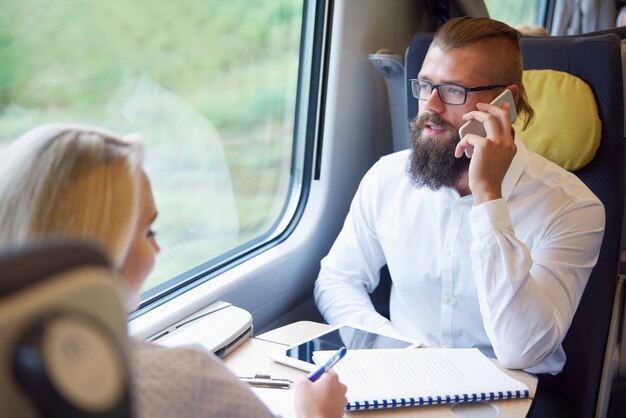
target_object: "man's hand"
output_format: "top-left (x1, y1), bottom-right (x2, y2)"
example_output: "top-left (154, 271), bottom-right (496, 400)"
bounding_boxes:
top-left (455, 101), bottom-right (516, 205)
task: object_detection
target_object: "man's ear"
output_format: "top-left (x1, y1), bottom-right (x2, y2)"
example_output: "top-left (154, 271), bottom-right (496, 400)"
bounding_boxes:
top-left (507, 84), bottom-right (520, 103)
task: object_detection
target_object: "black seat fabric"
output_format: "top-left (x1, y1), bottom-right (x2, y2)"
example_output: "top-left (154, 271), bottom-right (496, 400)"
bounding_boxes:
top-left (404, 33), bottom-right (624, 417)
top-left (520, 35), bottom-right (624, 418)
top-left (0, 240), bottom-right (110, 297)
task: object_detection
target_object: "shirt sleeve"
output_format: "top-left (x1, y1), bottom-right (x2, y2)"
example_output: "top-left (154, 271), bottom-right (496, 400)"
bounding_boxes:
top-left (314, 163), bottom-right (398, 335)
top-left (469, 197), bottom-right (605, 371)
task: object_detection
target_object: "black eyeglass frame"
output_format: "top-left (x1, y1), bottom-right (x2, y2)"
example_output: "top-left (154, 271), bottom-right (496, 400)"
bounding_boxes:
top-left (409, 79), bottom-right (507, 105)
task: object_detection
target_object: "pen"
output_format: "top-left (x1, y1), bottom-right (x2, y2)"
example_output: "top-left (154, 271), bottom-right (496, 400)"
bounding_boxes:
top-left (238, 373), bottom-right (293, 389)
top-left (308, 346), bottom-right (347, 382)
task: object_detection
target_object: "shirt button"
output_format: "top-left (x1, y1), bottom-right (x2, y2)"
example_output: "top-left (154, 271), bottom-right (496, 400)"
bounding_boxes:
top-left (443, 297), bottom-right (452, 305)
top-left (446, 248), bottom-right (452, 256)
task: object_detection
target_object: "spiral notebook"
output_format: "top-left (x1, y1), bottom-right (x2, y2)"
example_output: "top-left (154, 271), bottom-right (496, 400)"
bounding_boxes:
top-left (313, 347), bottom-right (530, 411)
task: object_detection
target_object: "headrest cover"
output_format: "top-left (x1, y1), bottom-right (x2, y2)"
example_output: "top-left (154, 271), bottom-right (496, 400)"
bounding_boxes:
top-left (513, 69), bottom-right (601, 171)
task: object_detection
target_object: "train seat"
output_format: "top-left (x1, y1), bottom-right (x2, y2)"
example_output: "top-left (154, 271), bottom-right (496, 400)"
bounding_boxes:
top-left (397, 31), bottom-right (625, 418)
top-left (0, 240), bottom-right (132, 418)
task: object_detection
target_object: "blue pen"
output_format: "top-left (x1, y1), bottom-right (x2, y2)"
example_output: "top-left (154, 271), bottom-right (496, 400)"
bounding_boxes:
top-left (308, 346), bottom-right (347, 382)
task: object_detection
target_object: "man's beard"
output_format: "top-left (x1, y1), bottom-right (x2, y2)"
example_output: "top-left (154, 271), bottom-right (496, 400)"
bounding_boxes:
top-left (407, 112), bottom-right (470, 190)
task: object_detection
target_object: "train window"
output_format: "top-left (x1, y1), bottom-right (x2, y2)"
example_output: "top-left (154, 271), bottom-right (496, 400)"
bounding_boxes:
top-left (0, 0), bottom-right (309, 304)
top-left (485, 0), bottom-right (545, 28)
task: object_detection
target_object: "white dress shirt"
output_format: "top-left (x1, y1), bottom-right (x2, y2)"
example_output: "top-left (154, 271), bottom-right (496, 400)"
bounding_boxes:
top-left (314, 138), bottom-right (605, 374)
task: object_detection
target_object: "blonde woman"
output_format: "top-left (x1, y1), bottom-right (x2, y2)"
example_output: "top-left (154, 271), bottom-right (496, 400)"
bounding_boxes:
top-left (0, 123), bottom-right (347, 418)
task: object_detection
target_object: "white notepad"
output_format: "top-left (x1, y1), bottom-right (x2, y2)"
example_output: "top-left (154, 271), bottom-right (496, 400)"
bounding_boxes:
top-left (313, 347), bottom-right (530, 411)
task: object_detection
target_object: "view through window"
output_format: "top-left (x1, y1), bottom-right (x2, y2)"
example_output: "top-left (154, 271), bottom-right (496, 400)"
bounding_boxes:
top-left (485, 0), bottom-right (544, 30)
top-left (0, 0), bottom-right (305, 295)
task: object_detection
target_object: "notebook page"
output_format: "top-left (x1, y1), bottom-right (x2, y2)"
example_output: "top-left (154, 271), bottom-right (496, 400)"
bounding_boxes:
top-left (313, 348), bottom-right (529, 406)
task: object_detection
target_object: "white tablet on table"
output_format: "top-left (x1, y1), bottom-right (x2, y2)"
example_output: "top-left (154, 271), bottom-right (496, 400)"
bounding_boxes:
top-left (270, 323), bottom-right (420, 372)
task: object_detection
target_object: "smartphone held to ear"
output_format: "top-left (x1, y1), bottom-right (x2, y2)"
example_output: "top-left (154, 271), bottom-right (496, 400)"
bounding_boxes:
top-left (459, 88), bottom-right (517, 158)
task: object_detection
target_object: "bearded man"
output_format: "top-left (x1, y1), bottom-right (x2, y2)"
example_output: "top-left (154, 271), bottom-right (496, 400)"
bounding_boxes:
top-left (314, 17), bottom-right (604, 418)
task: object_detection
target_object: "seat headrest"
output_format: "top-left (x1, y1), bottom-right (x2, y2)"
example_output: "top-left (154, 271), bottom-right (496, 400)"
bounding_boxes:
top-left (0, 240), bottom-right (132, 418)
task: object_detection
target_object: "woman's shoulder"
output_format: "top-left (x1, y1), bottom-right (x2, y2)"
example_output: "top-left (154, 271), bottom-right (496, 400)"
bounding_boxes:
top-left (130, 340), bottom-right (274, 418)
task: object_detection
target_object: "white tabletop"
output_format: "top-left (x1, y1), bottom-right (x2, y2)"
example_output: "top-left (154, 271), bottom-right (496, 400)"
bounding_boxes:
top-left (224, 321), bottom-right (537, 418)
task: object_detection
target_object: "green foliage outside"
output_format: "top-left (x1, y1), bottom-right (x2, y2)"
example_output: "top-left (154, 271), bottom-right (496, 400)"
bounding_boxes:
top-left (0, 0), bottom-right (304, 290)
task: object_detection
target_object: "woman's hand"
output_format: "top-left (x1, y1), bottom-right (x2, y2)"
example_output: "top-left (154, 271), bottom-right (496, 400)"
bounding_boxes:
top-left (294, 369), bottom-right (347, 418)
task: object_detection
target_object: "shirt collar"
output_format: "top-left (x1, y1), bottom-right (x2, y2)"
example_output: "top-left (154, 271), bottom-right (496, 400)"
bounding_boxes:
top-left (501, 134), bottom-right (528, 201)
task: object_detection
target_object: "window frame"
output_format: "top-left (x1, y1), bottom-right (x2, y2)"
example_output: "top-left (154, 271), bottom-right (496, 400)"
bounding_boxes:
top-left (132, 0), bottom-right (331, 316)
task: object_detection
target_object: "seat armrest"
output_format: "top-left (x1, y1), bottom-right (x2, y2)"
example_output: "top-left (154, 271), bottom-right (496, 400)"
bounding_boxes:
top-left (615, 275), bottom-right (626, 379)
top-left (597, 275), bottom-right (625, 417)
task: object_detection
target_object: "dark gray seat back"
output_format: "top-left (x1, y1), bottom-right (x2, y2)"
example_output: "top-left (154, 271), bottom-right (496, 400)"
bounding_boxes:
top-left (403, 32), bottom-right (624, 417)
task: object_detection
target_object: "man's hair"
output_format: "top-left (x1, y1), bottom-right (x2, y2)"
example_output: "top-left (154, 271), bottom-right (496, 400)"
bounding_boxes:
top-left (432, 17), bottom-right (535, 129)
top-left (0, 123), bottom-right (144, 266)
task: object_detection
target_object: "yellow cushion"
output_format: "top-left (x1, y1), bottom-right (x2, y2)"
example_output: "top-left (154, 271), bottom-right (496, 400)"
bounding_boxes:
top-left (513, 69), bottom-right (601, 171)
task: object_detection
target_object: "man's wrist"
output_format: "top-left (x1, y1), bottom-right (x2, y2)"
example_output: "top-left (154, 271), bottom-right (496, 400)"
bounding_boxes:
top-left (472, 190), bottom-right (502, 206)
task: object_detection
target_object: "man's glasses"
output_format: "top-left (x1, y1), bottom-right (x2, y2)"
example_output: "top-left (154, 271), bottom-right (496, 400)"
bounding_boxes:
top-left (409, 79), bottom-right (506, 105)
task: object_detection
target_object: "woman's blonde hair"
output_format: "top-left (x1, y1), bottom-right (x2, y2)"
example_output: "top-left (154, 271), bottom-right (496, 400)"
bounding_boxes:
top-left (0, 123), bottom-right (144, 266)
